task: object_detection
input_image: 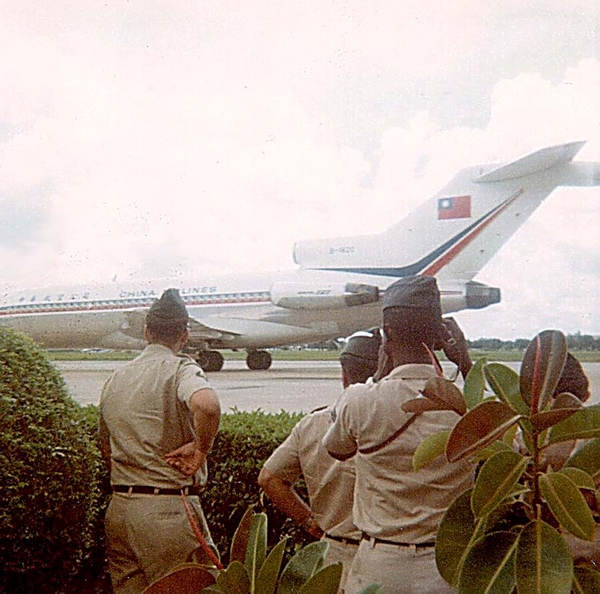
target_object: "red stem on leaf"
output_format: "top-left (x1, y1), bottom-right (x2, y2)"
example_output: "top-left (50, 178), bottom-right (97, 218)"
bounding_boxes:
top-left (530, 334), bottom-right (542, 414)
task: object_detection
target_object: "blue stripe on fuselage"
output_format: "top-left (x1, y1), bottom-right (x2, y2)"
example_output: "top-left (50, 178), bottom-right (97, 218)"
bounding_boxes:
top-left (314, 198), bottom-right (507, 277)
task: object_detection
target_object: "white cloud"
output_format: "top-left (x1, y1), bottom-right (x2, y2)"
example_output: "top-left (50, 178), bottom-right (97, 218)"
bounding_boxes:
top-left (1, 2), bottom-right (600, 339)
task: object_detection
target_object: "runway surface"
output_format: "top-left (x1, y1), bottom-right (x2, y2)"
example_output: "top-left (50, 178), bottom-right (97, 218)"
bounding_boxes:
top-left (56, 359), bottom-right (600, 413)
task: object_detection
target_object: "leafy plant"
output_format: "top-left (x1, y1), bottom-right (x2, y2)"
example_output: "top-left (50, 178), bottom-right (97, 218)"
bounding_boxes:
top-left (146, 508), bottom-right (382, 594)
top-left (412, 329), bottom-right (600, 593)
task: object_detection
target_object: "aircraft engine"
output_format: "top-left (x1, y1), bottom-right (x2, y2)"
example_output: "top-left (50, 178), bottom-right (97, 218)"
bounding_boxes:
top-left (270, 282), bottom-right (379, 310)
top-left (441, 280), bottom-right (501, 313)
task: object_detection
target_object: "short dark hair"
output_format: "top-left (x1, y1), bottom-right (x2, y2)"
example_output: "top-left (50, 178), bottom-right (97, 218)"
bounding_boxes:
top-left (382, 306), bottom-right (443, 348)
top-left (145, 319), bottom-right (188, 345)
top-left (340, 353), bottom-right (379, 385)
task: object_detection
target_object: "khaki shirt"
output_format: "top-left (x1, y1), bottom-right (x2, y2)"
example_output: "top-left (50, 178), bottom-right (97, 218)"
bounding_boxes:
top-left (323, 363), bottom-right (472, 543)
top-left (264, 407), bottom-right (360, 540)
top-left (100, 344), bottom-right (210, 489)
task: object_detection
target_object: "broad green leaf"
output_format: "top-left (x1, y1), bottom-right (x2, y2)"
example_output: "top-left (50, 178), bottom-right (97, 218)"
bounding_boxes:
top-left (565, 439), bottom-right (600, 478)
top-left (515, 520), bottom-right (573, 594)
top-left (420, 376), bottom-right (466, 415)
top-left (463, 358), bottom-right (486, 410)
top-left (458, 531), bottom-right (518, 594)
top-left (255, 537), bottom-right (288, 594)
top-left (471, 450), bottom-right (530, 518)
top-left (520, 330), bottom-right (567, 413)
top-left (413, 431), bottom-right (449, 471)
top-left (484, 362), bottom-right (529, 415)
top-left (539, 473), bottom-right (596, 541)
top-left (277, 541), bottom-right (328, 594)
top-left (356, 585), bottom-right (384, 594)
top-left (230, 506), bottom-right (254, 563)
top-left (215, 561), bottom-right (251, 594)
top-left (502, 422), bottom-right (519, 447)
top-left (558, 467), bottom-right (596, 491)
top-left (530, 392), bottom-right (583, 433)
top-left (436, 489), bottom-right (484, 587)
top-left (572, 566), bottom-right (600, 593)
top-left (470, 440), bottom-right (513, 463)
top-left (296, 563), bottom-right (343, 594)
top-left (553, 392), bottom-right (584, 410)
top-left (245, 513), bottom-right (267, 591)
top-left (548, 405), bottom-right (600, 444)
top-left (446, 401), bottom-right (521, 463)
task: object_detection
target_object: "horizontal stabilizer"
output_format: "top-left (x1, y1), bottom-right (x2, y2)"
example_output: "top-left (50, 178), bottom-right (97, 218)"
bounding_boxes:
top-left (474, 141), bottom-right (586, 183)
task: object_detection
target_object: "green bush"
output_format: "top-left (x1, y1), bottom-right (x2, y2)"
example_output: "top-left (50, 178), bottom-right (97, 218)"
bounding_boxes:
top-left (200, 408), bottom-right (313, 563)
top-left (0, 328), bottom-right (105, 593)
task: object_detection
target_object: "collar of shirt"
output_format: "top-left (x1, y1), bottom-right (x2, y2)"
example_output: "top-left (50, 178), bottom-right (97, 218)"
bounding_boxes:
top-left (142, 343), bottom-right (176, 357)
top-left (383, 363), bottom-right (437, 382)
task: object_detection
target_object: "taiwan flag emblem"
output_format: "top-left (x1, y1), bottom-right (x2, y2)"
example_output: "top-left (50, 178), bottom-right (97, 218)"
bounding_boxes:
top-left (437, 195), bottom-right (471, 220)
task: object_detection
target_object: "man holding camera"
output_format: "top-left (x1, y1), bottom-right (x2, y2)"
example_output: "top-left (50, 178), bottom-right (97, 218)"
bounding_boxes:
top-left (323, 275), bottom-right (473, 593)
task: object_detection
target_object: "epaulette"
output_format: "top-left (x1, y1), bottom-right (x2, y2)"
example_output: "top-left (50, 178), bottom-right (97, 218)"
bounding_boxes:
top-left (309, 404), bottom-right (329, 414)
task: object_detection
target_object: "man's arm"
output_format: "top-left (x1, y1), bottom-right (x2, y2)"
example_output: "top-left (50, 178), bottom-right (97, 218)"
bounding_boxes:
top-left (258, 467), bottom-right (324, 539)
top-left (165, 387), bottom-right (221, 476)
top-left (98, 412), bottom-right (111, 473)
top-left (322, 392), bottom-right (358, 461)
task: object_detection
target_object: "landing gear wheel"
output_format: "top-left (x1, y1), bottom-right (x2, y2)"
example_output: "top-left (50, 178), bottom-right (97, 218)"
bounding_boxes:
top-left (246, 350), bottom-right (272, 370)
top-left (197, 350), bottom-right (224, 372)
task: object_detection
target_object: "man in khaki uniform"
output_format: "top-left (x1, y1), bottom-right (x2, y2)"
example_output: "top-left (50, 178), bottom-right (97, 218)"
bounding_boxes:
top-left (99, 289), bottom-right (221, 594)
top-left (258, 329), bottom-right (381, 590)
top-left (323, 276), bottom-right (473, 594)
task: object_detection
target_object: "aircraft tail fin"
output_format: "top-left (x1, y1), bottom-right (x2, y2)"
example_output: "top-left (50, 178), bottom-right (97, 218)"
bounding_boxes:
top-left (473, 141), bottom-right (586, 182)
top-left (293, 141), bottom-right (600, 283)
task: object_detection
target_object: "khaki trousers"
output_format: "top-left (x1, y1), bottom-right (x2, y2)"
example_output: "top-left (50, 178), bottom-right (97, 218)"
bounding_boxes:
top-left (105, 492), bottom-right (217, 594)
top-left (344, 539), bottom-right (455, 594)
top-left (322, 536), bottom-right (359, 592)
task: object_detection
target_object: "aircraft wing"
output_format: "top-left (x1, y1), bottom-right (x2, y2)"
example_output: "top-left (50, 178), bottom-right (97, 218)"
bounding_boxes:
top-left (122, 308), bottom-right (241, 342)
top-left (187, 316), bottom-right (241, 341)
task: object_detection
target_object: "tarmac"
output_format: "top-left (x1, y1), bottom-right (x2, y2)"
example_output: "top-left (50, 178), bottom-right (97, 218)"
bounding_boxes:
top-left (56, 359), bottom-right (600, 413)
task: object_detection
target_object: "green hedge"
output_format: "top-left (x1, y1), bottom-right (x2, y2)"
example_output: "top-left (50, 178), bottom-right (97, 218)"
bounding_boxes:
top-left (200, 407), bottom-right (313, 563)
top-left (1, 327), bottom-right (312, 591)
top-left (0, 328), bottom-right (106, 594)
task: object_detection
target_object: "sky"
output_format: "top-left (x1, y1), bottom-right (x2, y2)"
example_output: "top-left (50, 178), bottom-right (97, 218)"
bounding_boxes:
top-left (1, 1), bottom-right (600, 341)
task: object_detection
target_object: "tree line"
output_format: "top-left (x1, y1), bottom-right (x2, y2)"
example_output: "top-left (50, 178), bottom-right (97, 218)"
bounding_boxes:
top-left (468, 332), bottom-right (600, 351)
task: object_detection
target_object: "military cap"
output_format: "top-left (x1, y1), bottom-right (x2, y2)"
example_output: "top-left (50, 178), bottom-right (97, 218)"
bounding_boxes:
top-left (382, 275), bottom-right (442, 319)
top-left (146, 288), bottom-right (189, 324)
top-left (341, 328), bottom-right (382, 362)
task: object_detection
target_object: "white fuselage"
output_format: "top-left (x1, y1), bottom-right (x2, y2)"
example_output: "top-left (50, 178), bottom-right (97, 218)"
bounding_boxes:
top-left (0, 269), bottom-right (480, 351)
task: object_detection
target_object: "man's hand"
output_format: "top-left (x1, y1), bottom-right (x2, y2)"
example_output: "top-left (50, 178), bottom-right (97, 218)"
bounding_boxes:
top-left (165, 441), bottom-right (206, 476)
top-left (441, 317), bottom-right (472, 379)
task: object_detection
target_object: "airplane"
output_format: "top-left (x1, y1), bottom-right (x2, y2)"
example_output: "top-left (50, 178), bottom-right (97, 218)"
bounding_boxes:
top-left (1, 141), bottom-right (599, 371)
